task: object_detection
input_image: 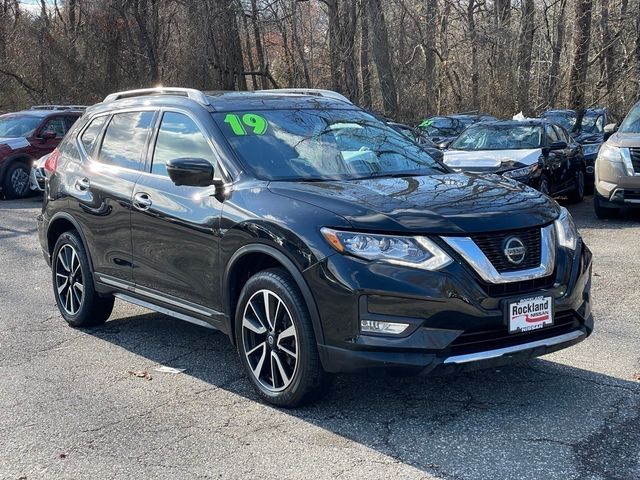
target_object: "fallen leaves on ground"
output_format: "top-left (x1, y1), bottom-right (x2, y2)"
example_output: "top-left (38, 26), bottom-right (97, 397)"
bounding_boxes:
top-left (127, 370), bottom-right (152, 381)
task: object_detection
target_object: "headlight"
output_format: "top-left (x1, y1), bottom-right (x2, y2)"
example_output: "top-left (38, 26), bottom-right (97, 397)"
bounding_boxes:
top-left (320, 228), bottom-right (452, 271)
top-left (597, 144), bottom-right (634, 175)
top-left (581, 143), bottom-right (601, 156)
top-left (502, 164), bottom-right (538, 179)
top-left (554, 207), bottom-right (578, 250)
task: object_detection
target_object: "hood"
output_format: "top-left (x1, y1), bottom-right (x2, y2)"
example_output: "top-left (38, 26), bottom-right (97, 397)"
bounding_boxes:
top-left (443, 148), bottom-right (540, 172)
top-left (0, 137), bottom-right (30, 151)
top-left (608, 132), bottom-right (640, 148)
top-left (268, 173), bottom-right (559, 235)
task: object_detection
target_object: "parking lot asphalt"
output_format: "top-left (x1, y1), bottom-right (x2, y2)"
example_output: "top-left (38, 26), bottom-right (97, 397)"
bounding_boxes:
top-left (1, 196), bottom-right (639, 480)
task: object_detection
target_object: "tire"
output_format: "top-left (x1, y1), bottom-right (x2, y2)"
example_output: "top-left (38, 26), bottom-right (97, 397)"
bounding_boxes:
top-left (539, 175), bottom-right (551, 197)
top-left (593, 194), bottom-right (620, 219)
top-left (52, 231), bottom-right (114, 327)
top-left (2, 162), bottom-right (32, 199)
top-left (235, 268), bottom-right (331, 407)
top-left (568, 170), bottom-right (585, 203)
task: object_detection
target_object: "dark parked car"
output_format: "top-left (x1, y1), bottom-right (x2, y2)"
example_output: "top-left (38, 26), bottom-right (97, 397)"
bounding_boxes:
top-left (443, 119), bottom-right (586, 202)
top-left (540, 108), bottom-right (609, 188)
top-left (387, 122), bottom-right (444, 161)
top-left (38, 88), bottom-right (592, 407)
top-left (0, 106), bottom-right (83, 198)
top-left (593, 100), bottom-right (640, 218)
top-left (417, 113), bottom-right (498, 148)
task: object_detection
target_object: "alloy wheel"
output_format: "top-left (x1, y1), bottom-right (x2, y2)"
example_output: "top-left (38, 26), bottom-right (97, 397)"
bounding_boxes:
top-left (10, 168), bottom-right (29, 196)
top-left (55, 244), bottom-right (84, 315)
top-left (242, 289), bottom-right (299, 392)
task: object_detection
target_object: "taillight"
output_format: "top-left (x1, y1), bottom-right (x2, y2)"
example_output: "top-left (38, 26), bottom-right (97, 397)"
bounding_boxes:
top-left (44, 149), bottom-right (60, 173)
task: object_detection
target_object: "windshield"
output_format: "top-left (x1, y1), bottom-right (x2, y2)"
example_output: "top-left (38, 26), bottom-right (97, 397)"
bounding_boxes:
top-left (0, 115), bottom-right (41, 138)
top-left (619, 103), bottom-right (640, 133)
top-left (213, 109), bottom-right (447, 181)
top-left (450, 124), bottom-right (543, 150)
top-left (418, 117), bottom-right (464, 137)
top-left (542, 111), bottom-right (601, 134)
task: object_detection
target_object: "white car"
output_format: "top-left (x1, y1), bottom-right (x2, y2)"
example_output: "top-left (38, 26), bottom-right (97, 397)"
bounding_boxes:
top-left (30, 154), bottom-right (49, 192)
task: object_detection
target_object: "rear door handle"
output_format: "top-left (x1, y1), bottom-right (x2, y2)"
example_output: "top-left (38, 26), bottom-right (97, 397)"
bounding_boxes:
top-left (75, 177), bottom-right (91, 190)
top-left (133, 192), bottom-right (152, 211)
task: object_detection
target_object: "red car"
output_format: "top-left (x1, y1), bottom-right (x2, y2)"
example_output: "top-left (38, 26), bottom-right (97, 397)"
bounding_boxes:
top-left (0, 106), bottom-right (84, 199)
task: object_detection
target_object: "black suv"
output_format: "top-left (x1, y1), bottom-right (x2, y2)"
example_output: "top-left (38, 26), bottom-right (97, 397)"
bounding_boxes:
top-left (38, 88), bottom-right (593, 407)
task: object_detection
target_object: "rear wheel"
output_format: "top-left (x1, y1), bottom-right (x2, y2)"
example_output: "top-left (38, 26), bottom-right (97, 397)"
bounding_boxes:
top-left (568, 170), bottom-right (585, 203)
top-left (235, 268), bottom-right (331, 407)
top-left (2, 162), bottom-right (31, 199)
top-left (593, 194), bottom-right (620, 219)
top-left (52, 231), bottom-right (114, 327)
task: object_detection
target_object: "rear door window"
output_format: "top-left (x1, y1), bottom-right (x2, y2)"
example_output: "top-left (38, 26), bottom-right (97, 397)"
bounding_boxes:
top-left (80, 116), bottom-right (107, 156)
top-left (546, 125), bottom-right (559, 145)
top-left (64, 115), bottom-right (80, 131)
top-left (151, 112), bottom-right (216, 177)
top-left (98, 111), bottom-right (155, 170)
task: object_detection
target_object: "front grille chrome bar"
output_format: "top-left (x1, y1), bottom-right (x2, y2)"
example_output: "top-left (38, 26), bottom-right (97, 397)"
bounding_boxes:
top-left (441, 224), bottom-right (556, 284)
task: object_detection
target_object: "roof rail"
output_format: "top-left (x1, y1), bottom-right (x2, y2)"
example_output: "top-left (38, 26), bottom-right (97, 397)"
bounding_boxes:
top-left (30, 105), bottom-right (87, 111)
top-left (103, 87), bottom-right (210, 107)
top-left (254, 88), bottom-right (352, 105)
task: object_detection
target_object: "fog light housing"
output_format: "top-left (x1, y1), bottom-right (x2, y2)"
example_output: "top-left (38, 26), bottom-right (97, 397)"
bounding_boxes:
top-left (360, 320), bottom-right (409, 335)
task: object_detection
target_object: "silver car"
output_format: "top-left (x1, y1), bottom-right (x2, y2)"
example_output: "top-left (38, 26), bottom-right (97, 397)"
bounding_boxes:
top-left (594, 101), bottom-right (640, 218)
top-left (30, 154), bottom-right (49, 193)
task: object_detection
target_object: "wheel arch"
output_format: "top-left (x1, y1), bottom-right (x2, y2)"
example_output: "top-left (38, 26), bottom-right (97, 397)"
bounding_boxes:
top-left (223, 244), bottom-right (325, 347)
top-left (47, 212), bottom-right (94, 270)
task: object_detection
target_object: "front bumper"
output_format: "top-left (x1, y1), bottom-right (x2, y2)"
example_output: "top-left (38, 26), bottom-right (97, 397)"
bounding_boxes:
top-left (30, 166), bottom-right (45, 192)
top-left (595, 158), bottom-right (640, 206)
top-left (307, 239), bottom-right (593, 375)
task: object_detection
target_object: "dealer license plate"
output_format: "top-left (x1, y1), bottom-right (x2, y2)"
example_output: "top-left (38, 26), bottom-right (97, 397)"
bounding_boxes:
top-left (507, 296), bottom-right (553, 333)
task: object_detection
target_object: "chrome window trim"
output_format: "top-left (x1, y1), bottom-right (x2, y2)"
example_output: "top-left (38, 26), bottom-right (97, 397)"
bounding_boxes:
top-left (441, 224), bottom-right (556, 284)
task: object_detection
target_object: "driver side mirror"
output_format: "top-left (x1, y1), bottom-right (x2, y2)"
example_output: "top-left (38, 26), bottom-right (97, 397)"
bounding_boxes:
top-left (40, 130), bottom-right (57, 140)
top-left (549, 141), bottom-right (568, 151)
top-left (437, 140), bottom-right (451, 150)
top-left (166, 158), bottom-right (218, 187)
top-left (603, 123), bottom-right (618, 140)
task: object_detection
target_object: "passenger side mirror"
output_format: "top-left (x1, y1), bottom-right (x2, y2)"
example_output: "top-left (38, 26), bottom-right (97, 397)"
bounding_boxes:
top-left (41, 130), bottom-right (57, 140)
top-left (437, 140), bottom-right (451, 150)
top-left (549, 141), bottom-right (568, 151)
top-left (603, 123), bottom-right (618, 140)
top-left (166, 158), bottom-right (216, 187)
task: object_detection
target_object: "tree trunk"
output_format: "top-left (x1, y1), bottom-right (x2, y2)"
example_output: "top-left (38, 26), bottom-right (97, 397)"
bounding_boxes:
top-left (545, 0), bottom-right (566, 108)
top-left (423, 0), bottom-right (438, 115)
top-left (359, 0), bottom-right (372, 109)
top-left (367, 0), bottom-right (398, 115)
top-left (568, 0), bottom-right (593, 120)
top-left (598, 0), bottom-right (615, 99)
top-left (250, 0), bottom-right (268, 89)
top-left (467, 0), bottom-right (479, 110)
top-left (516, 0), bottom-right (534, 115)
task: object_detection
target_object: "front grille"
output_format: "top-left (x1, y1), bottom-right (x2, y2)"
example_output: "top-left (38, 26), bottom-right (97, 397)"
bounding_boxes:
top-left (482, 275), bottom-right (555, 297)
top-left (629, 148), bottom-right (640, 173)
top-left (448, 311), bottom-right (580, 355)
top-left (624, 190), bottom-right (640, 201)
top-left (470, 227), bottom-right (541, 273)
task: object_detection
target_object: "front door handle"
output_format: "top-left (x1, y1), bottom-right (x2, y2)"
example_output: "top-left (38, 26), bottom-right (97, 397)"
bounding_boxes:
top-left (133, 192), bottom-right (152, 211)
top-left (75, 177), bottom-right (91, 190)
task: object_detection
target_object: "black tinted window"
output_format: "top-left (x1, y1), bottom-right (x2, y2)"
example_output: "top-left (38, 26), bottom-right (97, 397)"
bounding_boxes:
top-left (64, 115), bottom-right (79, 130)
top-left (99, 112), bottom-right (155, 170)
top-left (80, 116), bottom-right (107, 156)
top-left (546, 125), bottom-right (559, 144)
top-left (151, 112), bottom-right (215, 177)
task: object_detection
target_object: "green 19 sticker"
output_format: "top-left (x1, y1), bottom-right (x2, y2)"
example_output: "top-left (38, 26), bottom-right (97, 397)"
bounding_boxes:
top-left (224, 113), bottom-right (268, 136)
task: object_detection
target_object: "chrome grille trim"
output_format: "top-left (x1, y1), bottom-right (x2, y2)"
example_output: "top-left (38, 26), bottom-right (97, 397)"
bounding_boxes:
top-left (441, 224), bottom-right (556, 284)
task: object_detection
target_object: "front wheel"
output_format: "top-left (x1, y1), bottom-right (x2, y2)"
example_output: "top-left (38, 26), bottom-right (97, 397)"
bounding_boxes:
top-left (235, 268), bottom-right (331, 407)
top-left (568, 170), bottom-right (585, 203)
top-left (52, 231), bottom-right (114, 327)
top-left (2, 162), bottom-right (31, 199)
top-left (593, 194), bottom-right (620, 219)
